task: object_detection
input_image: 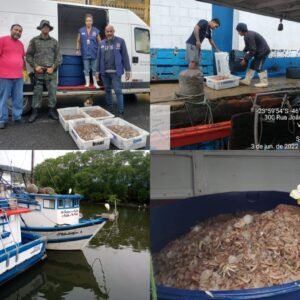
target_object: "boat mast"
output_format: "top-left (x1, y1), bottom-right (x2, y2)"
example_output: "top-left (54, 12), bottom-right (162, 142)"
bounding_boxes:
top-left (31, 151), bottom-right (34, 184)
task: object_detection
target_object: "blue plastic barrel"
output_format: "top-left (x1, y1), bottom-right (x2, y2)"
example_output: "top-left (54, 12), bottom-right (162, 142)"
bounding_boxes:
top-left (151, 191), bottom-right (300, 300)
top-left (58, 55), bottom-right (85, 86)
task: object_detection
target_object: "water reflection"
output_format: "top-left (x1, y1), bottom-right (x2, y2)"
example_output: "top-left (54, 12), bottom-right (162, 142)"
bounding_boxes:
top-left (81, 205), bottom-right (150, 251)
top-left (0, 207), bottom-right (150, 300)
top-left (0, 251), bottom-right (108, 300)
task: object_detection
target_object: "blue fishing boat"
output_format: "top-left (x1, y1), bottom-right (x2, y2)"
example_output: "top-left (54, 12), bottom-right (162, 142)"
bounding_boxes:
top-left (0, 195), bottom-right (46, 285)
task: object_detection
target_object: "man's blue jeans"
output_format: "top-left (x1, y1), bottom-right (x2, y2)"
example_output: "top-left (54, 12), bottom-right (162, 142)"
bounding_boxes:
top-left (0, 78), bottom-right (23, 124)
top-left (101, 73), bottom-right (124, 114)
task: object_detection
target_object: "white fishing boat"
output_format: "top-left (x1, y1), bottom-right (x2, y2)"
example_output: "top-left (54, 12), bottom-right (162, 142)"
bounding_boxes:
top-left (13, 191), bottom-right (108, 251)
top-left (0, 194), bottom-right (46, 285)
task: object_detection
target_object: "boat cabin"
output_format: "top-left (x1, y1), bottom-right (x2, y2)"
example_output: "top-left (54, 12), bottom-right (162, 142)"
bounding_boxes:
top-left (16, 194), bottom-right (82, 227)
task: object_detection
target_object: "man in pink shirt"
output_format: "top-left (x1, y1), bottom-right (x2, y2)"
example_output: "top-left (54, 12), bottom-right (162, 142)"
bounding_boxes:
top-left (0, 24), bottom-right (26, 129)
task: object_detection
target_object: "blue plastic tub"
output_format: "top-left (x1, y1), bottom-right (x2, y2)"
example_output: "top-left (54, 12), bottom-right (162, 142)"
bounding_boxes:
top-left (151, 191), bottom-right (300, 300)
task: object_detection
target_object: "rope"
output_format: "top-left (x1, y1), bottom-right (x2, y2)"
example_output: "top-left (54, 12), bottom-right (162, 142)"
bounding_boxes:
top-left (280, 94), bottom-right (296, 135)
top-left (92, 257), bottom-right (110, 296)
top-left (184, 96), bottom-right (214, 127)
top-left (254, 92), bottom-right (297, 148)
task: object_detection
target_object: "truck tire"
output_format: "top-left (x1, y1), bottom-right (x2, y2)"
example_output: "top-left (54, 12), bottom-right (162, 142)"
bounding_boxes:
top-left (286, 67), bottom-right (300, 79)
top-left (8, 95), bottom-right (32, 116)
top-left (124, 94), bottom-right (137, 102)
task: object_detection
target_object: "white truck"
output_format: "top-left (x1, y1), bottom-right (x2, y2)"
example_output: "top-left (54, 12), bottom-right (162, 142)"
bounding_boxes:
top-left (0, 0), bottom-right (150, 113)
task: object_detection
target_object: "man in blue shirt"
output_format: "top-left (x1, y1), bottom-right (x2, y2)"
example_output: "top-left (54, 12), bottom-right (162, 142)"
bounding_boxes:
top-left (186, 18), bottom-right (221, 70)
top-left (76, 14), bottom-right (101, 88)
top-left (96, 25), bottom-right (131, 117)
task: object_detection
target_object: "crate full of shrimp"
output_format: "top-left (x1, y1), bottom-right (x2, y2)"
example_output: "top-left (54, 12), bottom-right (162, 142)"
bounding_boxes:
top-left (68, 118), bottom-right (112, 150)
top-left (100, 118), bottom-right (149, 150)
top-left (57, 107), bottom-right (87, 131)
top-left (205, 75), bottom-right (241, 90)
top-left (80, 105), bottom-right (114, 121)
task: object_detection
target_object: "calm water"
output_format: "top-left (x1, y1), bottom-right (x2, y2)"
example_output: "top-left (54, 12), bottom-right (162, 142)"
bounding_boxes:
top-left (0, 206), bottom-right (150, 300)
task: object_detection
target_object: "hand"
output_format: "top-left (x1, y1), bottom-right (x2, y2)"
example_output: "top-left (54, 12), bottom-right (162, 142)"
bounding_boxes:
top-left (76, 49), bottom-right (80, 56)
top-left (96, 73), bottom-right (100, 81)
top-left (240, 59), bottom-right (247, 66)
top-left (35, 66), bottom-right (44, 74)
top-left (125, 72), bottom-right (130, 81)
top-left (196, 41), bottom-right (201, 50)
top-left (215, 48), bottom-right (220, 52)
top-left (47, 67), bottom-right (54, 74)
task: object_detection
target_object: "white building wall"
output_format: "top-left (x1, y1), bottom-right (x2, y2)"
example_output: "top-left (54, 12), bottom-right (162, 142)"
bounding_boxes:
top-left (150, 0), bottom-right (212, 49)
top-left (151, 1), bottom-right (300, 56)
top-left (233, 10), bottom-right (300, 57)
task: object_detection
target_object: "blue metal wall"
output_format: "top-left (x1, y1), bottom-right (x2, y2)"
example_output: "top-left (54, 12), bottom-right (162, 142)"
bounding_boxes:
top-left (151, 49), bottom-right (214, 81)
top-left (212, 4), bottom-right (234, 53)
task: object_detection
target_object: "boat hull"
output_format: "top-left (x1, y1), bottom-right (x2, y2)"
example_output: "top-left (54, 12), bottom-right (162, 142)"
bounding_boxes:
top-left (21, 219), bottom-right (107, 250)
top-left (0, 232), bottom-right (46, 286)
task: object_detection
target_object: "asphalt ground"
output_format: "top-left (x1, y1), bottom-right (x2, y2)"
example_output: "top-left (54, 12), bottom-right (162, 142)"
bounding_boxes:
top-left (0, 93), bottom-right (149, 150)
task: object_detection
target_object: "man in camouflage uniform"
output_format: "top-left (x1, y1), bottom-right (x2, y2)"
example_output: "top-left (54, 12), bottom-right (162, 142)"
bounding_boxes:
top-left (26, 20), bottom-right (62, 122)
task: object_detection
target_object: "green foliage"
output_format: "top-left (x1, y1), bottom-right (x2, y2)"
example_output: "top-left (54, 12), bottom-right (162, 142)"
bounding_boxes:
top-left (107, 194), bottom-right (121, 205)
top-left (34, 151), bottom-right (150, 204)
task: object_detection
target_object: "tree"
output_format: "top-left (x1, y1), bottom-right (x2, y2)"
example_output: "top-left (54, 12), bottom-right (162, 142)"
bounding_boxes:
top-left (34, 151), bottom-right (150, 204)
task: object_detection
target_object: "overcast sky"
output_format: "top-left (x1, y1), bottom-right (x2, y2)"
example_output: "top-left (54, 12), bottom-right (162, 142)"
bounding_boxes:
top-left (0, 151), bottom-right (79, 171)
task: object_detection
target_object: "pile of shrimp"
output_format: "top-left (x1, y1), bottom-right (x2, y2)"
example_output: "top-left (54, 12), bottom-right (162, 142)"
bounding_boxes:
top-left (154, 204), bottom-right (300, 291)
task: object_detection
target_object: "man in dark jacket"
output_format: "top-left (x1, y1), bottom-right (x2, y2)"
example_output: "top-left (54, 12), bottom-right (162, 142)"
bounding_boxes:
top-left (236, 23), bottom-right (270, 87)
top-left (186, 18), bottom-right (220, 70)
top-left (26, 20), bottom-right (62, 122)
top-left (96, 24), bottom-right (130, 117)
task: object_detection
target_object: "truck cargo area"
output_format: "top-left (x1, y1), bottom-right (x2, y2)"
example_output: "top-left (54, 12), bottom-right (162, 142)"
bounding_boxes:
top-left (57, 4), bottom-right (108, 89)
top-left (58, 4), bottom-right (108, 55)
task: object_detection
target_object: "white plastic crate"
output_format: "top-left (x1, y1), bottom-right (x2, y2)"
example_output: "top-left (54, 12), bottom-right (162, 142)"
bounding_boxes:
top-left (205, 75), bottom-right (241, 90)
top-left (68, 118), bottom-right (113, 150)
top-left (100, 118), bottom-right (149, 150)
top-left (80, 106), bottom-right (114, 120)
top-left (57, 107), bottom-right (87, 131)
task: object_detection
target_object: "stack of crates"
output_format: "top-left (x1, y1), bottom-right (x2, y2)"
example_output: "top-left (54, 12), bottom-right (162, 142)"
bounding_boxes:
top-left (151, 48), bottom-right (214, 81)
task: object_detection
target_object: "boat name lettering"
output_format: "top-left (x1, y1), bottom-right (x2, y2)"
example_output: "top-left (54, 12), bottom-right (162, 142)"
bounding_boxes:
top-left (61, 209), bottom-right (79, 217)
top-left (57, 230), bottom-right (83, 236)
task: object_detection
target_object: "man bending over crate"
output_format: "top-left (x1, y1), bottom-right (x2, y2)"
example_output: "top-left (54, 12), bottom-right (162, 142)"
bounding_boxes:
top-left (186, 18), bottom-right (221, 70)
top-left (236, 23), bottom-right (270, 88)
